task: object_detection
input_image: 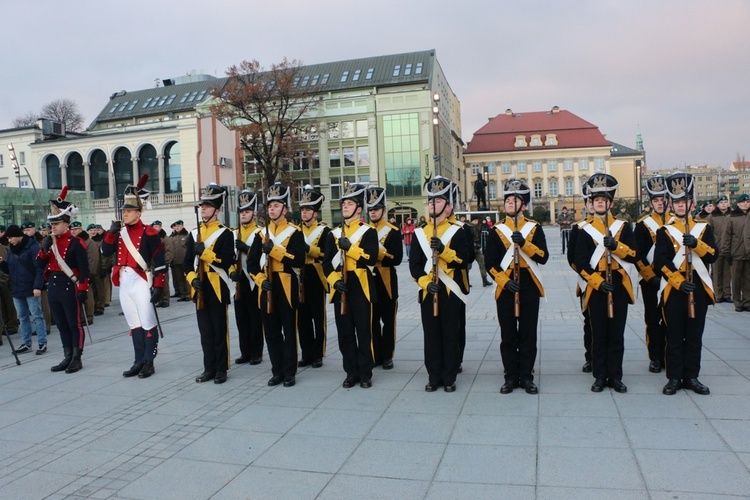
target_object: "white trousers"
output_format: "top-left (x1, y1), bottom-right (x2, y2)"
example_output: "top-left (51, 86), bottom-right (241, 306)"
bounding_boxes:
top-left (119, 267), bottom-right (157, 330)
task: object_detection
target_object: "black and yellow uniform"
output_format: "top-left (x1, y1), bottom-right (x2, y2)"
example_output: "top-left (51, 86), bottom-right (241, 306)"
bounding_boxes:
top-left (233, 213), bottom-right (264, 365)
top-left (409, 177), bottom-right (469, 392)
top-left (635, 210), bottom-right (669, 371)
top-left (568, 212), bottom-right (594, 370)
top-left (575, 174), bottom-right (637, 391)
top-left (298, 219), bottom-right (330, 366)
top-left (370, 213), bottom-right (403, 367)
top-left (486, 211), bottom-right (548, 390)
top-left (323, 184), bottom-right (379, 387)
top-left (185, 184), bottom-right (236, 384)
top-left (249, 214), bottom-right (306, 384)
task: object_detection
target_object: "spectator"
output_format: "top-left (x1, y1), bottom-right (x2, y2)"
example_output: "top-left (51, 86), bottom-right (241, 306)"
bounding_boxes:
top-left (402, 217), bottom-right (416, 257)
top-left (0, 225), bottom-right (47, 354)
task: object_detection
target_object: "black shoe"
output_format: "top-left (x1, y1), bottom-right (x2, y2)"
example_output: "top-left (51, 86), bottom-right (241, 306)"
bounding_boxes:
top-left (444, 383), bottom-right (456, 392)
top-left (482, 279), bottom-right (492, 287)
top-left (521, 380), bottom-right (538, 394)
top-left (94, 310), bottom-right (104, 316)
top-left (500, 379), bottom-right (519, 394)
top-left (360, 378), bottom-right (372, 389)
top-left (51, 347), bottom-right (73, 372)
top-left (267, 375), bottom-right (283, 386)
top-left (171, 293), bottom-right (180, 298)
top-left (249, 357), bottom-right (262, 365)
top-left (235, 356), bottom-right (250, 364)
top-left (735, 307), bottom-right (743, 312)
top-left (311, 359), bottom-right (323, 368)
top-left (683, 378), bottom-right (710, 395)
top-left (123, 363), bottom-right (144, 378)
top-left (582, 361), bottom-right (592, 373)
top-left (298, 359), bottom-right (312, 368)
top-left (177, 297), bottom-right (191, 302)
top-left (591, 378), bottom-right (607, 392)
top-left (213, 371), bottom-right (227, 384)
top-left (158, 301), bottom-right (170, 308)
top-left (196, 372), bottom-right (216, 383)
top-left (283, 376), bottom-right (296, 387)
top-left (649, 360), bottom-right (662, 373)
top-left (65, 348), bottom-right (83, 373)
top-left (608, 379), bottom-right (627, 393)
top-left (724, 296), bottom-right (732, 303)
top-left (663, 379), bottom-right (682, 395)
top-left (138, 361), bottom-right (155, 379)
top-left (342, 377), bottom-right (359, 388)
top-left (382, 358), bottom-right (393, 370)
top-left (425, 383), bottom-right (439, 392)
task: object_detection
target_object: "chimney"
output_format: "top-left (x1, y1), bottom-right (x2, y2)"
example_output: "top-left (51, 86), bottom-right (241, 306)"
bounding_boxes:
top-left (551, 106), bottom-right (560, 114)
top-left (505, 109), bottom-right (513, 116)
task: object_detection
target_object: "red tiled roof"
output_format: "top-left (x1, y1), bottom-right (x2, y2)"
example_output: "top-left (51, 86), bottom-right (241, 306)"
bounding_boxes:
top-left (464, 109), bottom-right (610, 154)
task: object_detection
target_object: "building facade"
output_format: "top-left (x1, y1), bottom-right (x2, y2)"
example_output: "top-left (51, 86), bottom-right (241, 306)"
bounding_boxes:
top-left (462, 107), bottom-right (644, 221)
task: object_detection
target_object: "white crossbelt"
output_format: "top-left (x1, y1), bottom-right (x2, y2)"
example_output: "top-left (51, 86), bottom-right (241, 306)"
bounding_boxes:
top-left (120, 226), bottom-right (153, 287)
top-left (494, 221), bottom-right (545, 293)
top-left (581, 219), bottom-right (638, 297)
top-left (330, 225), bottom-right (370, 270)
top-left (414, 225), bottom-right (467, 304)
top-left (234, 227), bottom-right (260, 290)
top-left (191, 227), bottom-right (233, 294)
top-left (660, 223), bottom-right (713, 300)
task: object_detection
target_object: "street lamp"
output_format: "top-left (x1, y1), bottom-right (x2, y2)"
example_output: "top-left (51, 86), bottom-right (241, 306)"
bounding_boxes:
top-left (432, 92), bottom-right (441, 177)
top-left (7, 143), bottom-right (21, 187)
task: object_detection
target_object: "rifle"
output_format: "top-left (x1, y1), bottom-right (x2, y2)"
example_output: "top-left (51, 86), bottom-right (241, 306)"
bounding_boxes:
top-left (432, 209), bottom-right (439, 317)
top-left (513, 206), bottom-right (521, 318)
top-left (264, 211), bottom-right (274, 314)
top-left (193, 184), bottom-right (205, 311)
top-left (684, 179), bottom-right (696, 319)
top-left (602, 211), bottom-right (615, 319)
top-left (340, 229), bottom-right (348, 315)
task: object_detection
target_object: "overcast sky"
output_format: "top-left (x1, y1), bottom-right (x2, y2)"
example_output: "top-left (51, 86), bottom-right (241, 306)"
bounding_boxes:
top-left (2, 0), bottom-right (747, 169)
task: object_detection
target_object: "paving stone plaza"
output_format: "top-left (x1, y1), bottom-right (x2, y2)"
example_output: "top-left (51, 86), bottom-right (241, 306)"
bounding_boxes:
top-left (1, 227), bottom-right (750, 499)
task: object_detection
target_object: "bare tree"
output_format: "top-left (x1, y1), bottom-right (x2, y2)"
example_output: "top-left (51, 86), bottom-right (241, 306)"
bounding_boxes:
top-left (41, 98), bottom-right (85, 132)
top-left (209, 58), bottom-right (320, 190)
top-left (12, 111), bottom-right (39, 128)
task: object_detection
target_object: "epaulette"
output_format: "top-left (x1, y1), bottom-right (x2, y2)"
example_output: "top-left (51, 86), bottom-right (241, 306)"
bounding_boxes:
top-left (145, 226), bottom-right (160, 236)
top-left (637, 213), bottom-right (650, 223)
top-left (386, 222), bottom-right (399, 231)
top-left (525, 217), bottom-right (539, 224)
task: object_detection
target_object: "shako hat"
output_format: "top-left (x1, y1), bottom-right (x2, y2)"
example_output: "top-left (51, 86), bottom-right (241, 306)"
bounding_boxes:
top-left (299, 185), bottom-right (325, 212)
top-left (198, 183), bottom-right (227, 209)
top-left (48, 186), bottom-right (79, 223)
top-left (586, 173), bottom-right (618, 201)
top-left (341, 183), bottom-right (367, 207)
top-left (503, 178), bottom-right (531, 205)
top-left (425, 176), bottom-right (452, 202)
top-left (645, 175), bottom-right (668, 200)
top-left (666, 172), bottom-right (695, 202)
top-left (238, 190), bottom-right (258, 212)
top-left (266, 183), bottom-right (292, 208)
top-left (365, 186), bottom-right (386, 210)
top-left (122, 174), bottom-right (151, 211)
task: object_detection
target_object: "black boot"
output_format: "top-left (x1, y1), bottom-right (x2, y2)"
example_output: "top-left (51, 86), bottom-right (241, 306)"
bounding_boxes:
top-left (65, 347), bottom-right (83, 373)
top-left (123, 362), bottom-right (144, 378)
top-left (138, 361), bottom-right (155, 378)
top-left (51, 346), bottom-right (73, 372)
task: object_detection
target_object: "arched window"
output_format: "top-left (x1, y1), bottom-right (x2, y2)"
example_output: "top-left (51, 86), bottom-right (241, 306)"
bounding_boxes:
top-left (45, 155), bottom-right (62, 190)
top-left (114, 147), bottom-right (133, 197)
top-left (67, 152), bottom-right (85, 191)
top-left (90, 150), bottom-right (109, 199)
top-left (164, 142), bottom-right (182, 194)
top-left (138, 144), bottom-right (159, 193)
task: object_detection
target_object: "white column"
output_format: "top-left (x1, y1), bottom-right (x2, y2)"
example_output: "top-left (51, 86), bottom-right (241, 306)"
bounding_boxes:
top-left (131, 157), bottom-right (139, 185)
top-left (157, 154), bottom-right (165, 204)
top-left (60, 163), bottom-right (68, 186)
top-left (83, 162), bottom-right (91, 193)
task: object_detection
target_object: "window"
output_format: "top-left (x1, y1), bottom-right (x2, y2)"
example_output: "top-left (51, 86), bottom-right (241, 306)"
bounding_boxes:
top-left (489, 182), bottom-right (496, 200)
top-left (0, 154), bottom-right (3, 166)
top-left (357, 146), bottom-right (369, 166)
top-left (548, 160), bottom-right (557, 172)
top-left (471, 164), bottom-right (479, 175)
top-left (706, 176), bottom-right (713, 181)
top-left (329, 148), bottom-right (340, 168)
top-left (393, 65), bottom-right (401, 77)
top-left (549, 180), bottom-right (558, 197)
top-left (327, 122), bottom-right (339, 140)
top-left (487, 163), bottom-right (496, 174)
top-left (404, 63), bottom-right (412, 75)
top-left (340, 121), bottom-right (354, 138)
top-left (109, 103), bottom-right (118, 113)
top-left (564, 159), bottom-right (573, 171)
top-left (517, 161), bottom-right (527, 173)
top-left (534, 182), bottom-right (542, 197)
top-left (356, 120), bottom-right (368, 137)
top-left (515, 136), bottom-right (527, 147)
top-left (19, 152), bottom-right (25, 165)
top-left (545, 134), bottom-right (557, 146)
top-left (531, 135), bottom-right (542, 146)
top-left (365, 68), bottom-right (374, 80)
top-left (300, 76), bottom-right (310, 87)
top-left (579, 158), bottom-right (588, 171)
top-left (117, 101), bottom-right (129, 112)
top-left (502, 162), bottom-right (511, 174)
top-left (352, 70), bottom-right (361, 81)
top-left (128, 100), bottom-right (140, 110)
top-left (565, 180), bottom-right (574, 196)
top-left (321, 73), bottom-right (330, 85)
top-left (415, 63), bottom-right (423, 74)
top-left (157, 95), bottom-right (168, 106)
top-left (186, 91), bottom-right (198, 103)
top-left (383, 113), bottom-right (421, 197)
top-left (165, 95), bottom-right (176, 105)
top-left (178, 93), bottom-right (189, 104)
top-left (293, 77), bottom-right (300, 87)
top-left (533, 161), bottom-right (542, 172)
top-left (197, 90), bottom-right (206, 101)
top-left (595, 158), bottom-right (604, 171)
top-left (340, 71), bottom-right (349, 83)
top-left (344, 147), bottom-right (355, 167)
top-left (311, 75), bottom-right (320, 86)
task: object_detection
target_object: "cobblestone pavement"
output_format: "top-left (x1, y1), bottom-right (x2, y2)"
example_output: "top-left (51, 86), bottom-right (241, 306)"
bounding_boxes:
top-left (1, 227), bottom-right (749, 499)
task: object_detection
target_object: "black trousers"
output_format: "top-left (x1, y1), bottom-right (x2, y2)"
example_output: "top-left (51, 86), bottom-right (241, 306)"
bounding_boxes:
top-left (132, 327), bottom-right (159, 363)
top-left (662, 287), bottom-right (709, 380)
top-left (581, 295), bottom-right (592, 362)
top-left (641, 280), bottom-right (666, 364)
top-left (371, 276), bottom-right (397, 365)
top-left (421, 288), bottom-right (462, 386)
top-left (496, 280), bottom-right (540, 383)
top-left (48, 273), bottom-right (85, 349)
top-left (297, 267), bottom-right (327, 363)
top-left (196, 283), bottom-right (229, 375)
top-left (561, 230), bottom-right (570, 253)
top-left (261, 276), bottom-right (298, 379)
top-left (587, 283), bottom-right (629, 381)
top-left (334, 277), bottom-right (373, 381)
top-left (234, 276), bottom-right (264, 360)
